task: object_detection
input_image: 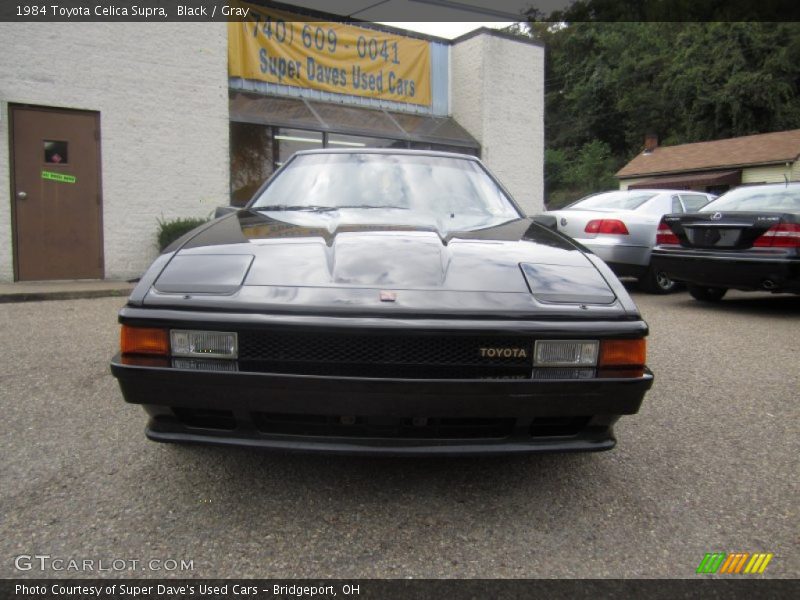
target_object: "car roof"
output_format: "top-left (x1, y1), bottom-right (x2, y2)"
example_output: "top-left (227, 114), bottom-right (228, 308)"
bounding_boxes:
top-left (293, 148), bottom-right (481, 161)
top-left (727, 182), bottom-right (800, 191)
top-left (573, 189), bottom-right (710, 203)
top-left (596, 189), bottom-right (709, 195)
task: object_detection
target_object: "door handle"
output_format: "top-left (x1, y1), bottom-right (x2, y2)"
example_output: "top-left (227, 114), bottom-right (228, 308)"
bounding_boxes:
top-left (16, 191), bottom-right (27, 200)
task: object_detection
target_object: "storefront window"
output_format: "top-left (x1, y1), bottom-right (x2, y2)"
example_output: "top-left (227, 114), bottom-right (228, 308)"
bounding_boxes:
top-left (230, 122), bottom-right (274, 206)
top-left (409, 141), bottom-right (479, 156)
top-left (229, 124), bottom-right (479, 205)
top-left (275, 128), bottom-right (322, 167)
top-left (327, 133), bottom-right (403, 149)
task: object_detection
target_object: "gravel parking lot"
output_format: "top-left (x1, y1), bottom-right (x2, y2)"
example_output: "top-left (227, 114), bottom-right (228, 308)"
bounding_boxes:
top-left (1, 290), bottom-right (797, 579)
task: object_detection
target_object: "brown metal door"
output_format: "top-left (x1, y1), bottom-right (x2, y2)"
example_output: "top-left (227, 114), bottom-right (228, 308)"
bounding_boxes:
top-left (11, 106), bottom-right (103, 280)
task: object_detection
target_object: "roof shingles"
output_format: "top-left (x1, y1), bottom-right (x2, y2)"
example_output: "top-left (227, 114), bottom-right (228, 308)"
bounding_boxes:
top-left (616, 129), bottom-right (800, 178)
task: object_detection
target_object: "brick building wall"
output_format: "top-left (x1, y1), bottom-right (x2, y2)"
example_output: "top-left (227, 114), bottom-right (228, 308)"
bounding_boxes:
top-left (0, 23), bottom-right (229, 281)
top-left (451, 30), bottom-right (545, 215)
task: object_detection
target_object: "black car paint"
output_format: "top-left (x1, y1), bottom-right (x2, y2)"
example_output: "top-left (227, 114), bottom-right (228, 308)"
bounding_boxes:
top-left (137, 210), bottom-right (639, 318)
top-left (113, 150), bottom-right (652, 455)
top-left (111, 355), bottom-right (650, 455)
top-left (653, 211), bottom-right (800, 294)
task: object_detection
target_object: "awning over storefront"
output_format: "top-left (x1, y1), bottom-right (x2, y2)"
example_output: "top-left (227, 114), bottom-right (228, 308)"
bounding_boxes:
top-left (229, 91), bottom-right (479, 150)
top-left (627, 169), bottom-right (742, 190)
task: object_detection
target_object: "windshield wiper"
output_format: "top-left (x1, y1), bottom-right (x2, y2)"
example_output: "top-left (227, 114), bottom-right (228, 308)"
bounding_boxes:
top-left (252, 204), bottom-right (339, 212)
top-left (253, 204), bottom-right (409, 212)
top-left (334, 205), bottom-right (409, 210)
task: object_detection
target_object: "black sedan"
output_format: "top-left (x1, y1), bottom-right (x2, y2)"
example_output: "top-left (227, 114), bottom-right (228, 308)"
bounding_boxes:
top-left (111, 150), bottom-right (652, 455)
top-left (652, 183), bottom-right (800, 302)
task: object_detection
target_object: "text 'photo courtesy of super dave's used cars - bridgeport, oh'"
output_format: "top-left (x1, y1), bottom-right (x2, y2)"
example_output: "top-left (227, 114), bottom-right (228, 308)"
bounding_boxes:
top-left (111, 150), bottom-right (653, 456)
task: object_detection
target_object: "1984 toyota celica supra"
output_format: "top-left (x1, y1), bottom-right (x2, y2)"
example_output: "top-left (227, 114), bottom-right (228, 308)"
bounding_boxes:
top-left (111, 150), bottom-right (653, 455)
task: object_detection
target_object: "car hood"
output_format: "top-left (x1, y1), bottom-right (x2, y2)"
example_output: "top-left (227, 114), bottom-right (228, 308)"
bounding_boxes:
top-left (142, 210), bottom-right (630, 317)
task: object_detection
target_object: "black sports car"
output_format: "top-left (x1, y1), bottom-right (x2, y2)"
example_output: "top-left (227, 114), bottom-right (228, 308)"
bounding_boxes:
top-left (111, 150), bottom-right (653, 455)
top-left (652, 183), bottom-right (800, 302)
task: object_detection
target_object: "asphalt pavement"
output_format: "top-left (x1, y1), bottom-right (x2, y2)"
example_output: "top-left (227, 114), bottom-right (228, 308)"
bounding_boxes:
top-left (1, 290), bottom-right (798, 579)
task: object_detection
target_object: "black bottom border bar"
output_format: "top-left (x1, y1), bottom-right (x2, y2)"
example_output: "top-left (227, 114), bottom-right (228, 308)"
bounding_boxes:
top-left (3, 579), bottom-right (798, 600)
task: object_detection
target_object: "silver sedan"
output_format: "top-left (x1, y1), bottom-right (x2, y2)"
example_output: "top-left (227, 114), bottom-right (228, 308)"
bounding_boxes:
top-left (548, 189), bottom-right (715, 293)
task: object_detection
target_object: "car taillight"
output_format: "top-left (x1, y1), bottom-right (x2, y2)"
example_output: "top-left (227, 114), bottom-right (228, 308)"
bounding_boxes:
top-left (656, 219), bottom-right (680, 245)
top-left (753, 223), bottom-right (800, 248)
top-left (585, 219), bottom-right (629, 235)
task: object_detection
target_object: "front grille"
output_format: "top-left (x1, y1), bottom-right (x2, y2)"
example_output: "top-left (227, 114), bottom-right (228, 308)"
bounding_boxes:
top-left (240, 362), bottom-right (530, 379)
top-left (253, 412), bottom-right (516, 439)
top-left (238, 330), bottom-right (532, 378)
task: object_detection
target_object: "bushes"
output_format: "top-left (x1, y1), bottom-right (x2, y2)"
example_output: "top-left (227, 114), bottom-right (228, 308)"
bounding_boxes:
top-left (156, 216), bottom-right (209, 251)
top-left (545, 140), bottom-right (622, 209)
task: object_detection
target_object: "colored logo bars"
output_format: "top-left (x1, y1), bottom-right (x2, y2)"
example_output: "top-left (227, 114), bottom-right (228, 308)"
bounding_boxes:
top-left (696, 552), bottom-right (774, 574)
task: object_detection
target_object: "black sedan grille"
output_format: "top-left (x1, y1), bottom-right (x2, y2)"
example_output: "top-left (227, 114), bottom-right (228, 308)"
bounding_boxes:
top-left (238, 331), bottom-right (532, 379)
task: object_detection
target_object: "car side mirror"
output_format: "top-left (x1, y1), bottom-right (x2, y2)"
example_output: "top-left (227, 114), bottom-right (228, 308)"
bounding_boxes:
top-left (214, 205), bottom-right (239, 219)
top-left (531, 214), bottom-right (558, 231)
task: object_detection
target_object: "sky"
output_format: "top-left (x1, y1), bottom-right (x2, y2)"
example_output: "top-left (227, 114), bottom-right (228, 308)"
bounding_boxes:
top-left (280, 0), bottom-right (546, 37)
top-left (377, 21), bottom-right (519, 39)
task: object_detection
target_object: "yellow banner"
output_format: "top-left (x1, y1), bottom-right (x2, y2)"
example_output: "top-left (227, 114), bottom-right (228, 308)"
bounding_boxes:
top-left (228, 2), bottom-right (432, 107)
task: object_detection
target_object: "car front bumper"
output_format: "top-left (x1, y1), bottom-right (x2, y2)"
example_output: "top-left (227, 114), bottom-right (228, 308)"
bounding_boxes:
top-left (652, 249), bottom-right (800, 292)
top-left (111, 355), bottom-right (653, 456)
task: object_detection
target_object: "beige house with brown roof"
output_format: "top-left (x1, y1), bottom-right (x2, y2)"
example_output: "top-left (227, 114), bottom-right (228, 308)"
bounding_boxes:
top-left (617, 129), bottom-right (800, 195)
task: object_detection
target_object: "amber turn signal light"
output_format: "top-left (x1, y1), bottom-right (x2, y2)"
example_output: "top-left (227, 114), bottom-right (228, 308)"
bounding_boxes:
top-left (120, 325), bottom-right (169, 356)
top-left (599, 338), bottom-right (646, 367)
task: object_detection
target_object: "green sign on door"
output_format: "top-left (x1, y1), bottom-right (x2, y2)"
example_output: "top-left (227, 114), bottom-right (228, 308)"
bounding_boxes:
top-left (41, 170), bottom-right (77, 184)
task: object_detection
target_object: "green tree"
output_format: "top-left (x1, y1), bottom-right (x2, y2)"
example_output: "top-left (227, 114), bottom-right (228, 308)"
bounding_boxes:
top-left (572, 140), bottom-right (618, 191)
top-left (527, 20), bottom-right (800, 202)
top-left (664, 23), bottom-right (800, 142)
top-left (545, 141), bottom-right (620, 208)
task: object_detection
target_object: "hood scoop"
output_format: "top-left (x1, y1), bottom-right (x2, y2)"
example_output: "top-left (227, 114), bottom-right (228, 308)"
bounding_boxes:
top-left (520, 263), bottom-right (616, 305)
top-left (330, 233), bottom-right (445, 287)
top-left (155, 254), bottom-right (253, 294)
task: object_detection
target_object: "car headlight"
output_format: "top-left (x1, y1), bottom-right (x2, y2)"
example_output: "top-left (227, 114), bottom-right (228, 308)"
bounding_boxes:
top-left (170, 330), bottom-right (238, 359)
top-left (533, 340), bottom-right (599, 367)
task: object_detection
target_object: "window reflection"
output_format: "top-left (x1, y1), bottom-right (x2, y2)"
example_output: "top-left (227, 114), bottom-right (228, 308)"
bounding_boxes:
top-left (275, 128), bottom-right (322, 167)
top-left (409, 141), bottom-right (479, 156)
top-left (230, 123), bottom-right (273, 207)
top-left (328, 133), bottom-right (403, 149)
top-left (252, 153), bottom-right (519, 231)
top-left (44, 140), bottom-right (68, 164)
top-left (229, 125), bottom-right (480, 206)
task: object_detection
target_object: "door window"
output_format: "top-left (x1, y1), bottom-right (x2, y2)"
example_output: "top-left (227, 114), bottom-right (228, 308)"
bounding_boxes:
top-left (44, 140), bottom-right (68, 164)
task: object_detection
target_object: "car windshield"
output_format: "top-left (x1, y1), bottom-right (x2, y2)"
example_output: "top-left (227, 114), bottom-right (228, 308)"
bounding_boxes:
top-left (567, 191), bottom-right (658, 211)
top-left (700, 185), bottom-right (800, 212)
top-left (250, 153), bottom-right (521, 230)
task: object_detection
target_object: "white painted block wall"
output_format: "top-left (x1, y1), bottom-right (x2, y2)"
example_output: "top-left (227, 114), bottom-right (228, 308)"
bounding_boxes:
top-left (451, 32), bottom-right (545, 215)
top-left (0, 23), bottom-right (229, 281)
